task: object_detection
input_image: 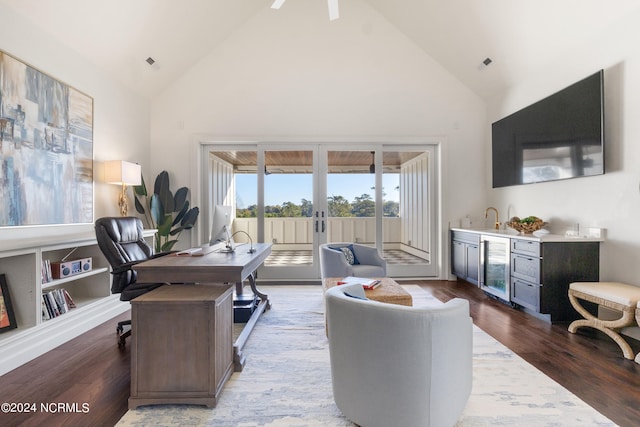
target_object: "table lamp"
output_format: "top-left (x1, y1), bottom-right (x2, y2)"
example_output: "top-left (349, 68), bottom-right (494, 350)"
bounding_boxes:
top-left (104, 160), bottom-right (141, 216)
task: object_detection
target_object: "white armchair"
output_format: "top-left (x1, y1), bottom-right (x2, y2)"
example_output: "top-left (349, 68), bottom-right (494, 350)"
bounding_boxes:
top-left (319, 243), bottom-right (387, 279)
top-left (325, 283), bottom-right (473, 427)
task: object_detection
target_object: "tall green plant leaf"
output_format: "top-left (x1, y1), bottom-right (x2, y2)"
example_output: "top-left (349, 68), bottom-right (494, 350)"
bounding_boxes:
top-left (181, 207), bottom-right (200, 228)
top-left (157, 214), bottom-right (173, 236)
top-left (134, 175), bottom-right (147, 197)
top-left (134, 196), bottom-right (145, 215)
top-left (149, 194), bottom-right (165, 227)
top-left (154, 171), bottom-right (175, 213)
top-left (174, 187), bottom-right (189, 213)
top-left (169, 226), bottom-right (185, 235)
top-left (169, 207), bottom-right (200, 235)
top-left (161, 239), bottom-right (179, 252)
top-left (172, 201), bottom-right (189, 226)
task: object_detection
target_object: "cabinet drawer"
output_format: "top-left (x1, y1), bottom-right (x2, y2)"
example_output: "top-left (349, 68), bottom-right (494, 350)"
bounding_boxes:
top-left (511, 278), bottom-right (540, 312)
top-left (452, 231), bottom-right (480, 245)
top-left (511, 239), bottom-right (540, 257)
top-left (511, 253), bottom-right (540, 283)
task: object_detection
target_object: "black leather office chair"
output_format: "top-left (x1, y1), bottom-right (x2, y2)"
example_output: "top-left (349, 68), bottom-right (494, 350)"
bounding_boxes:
top-left (95, 216), bottom-right (168, 347)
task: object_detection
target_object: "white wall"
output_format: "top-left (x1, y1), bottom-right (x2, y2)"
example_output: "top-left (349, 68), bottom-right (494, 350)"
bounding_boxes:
top-left (0, 3), bottom-right (151, 240)
top-left (149, 0), bottom-right (487, 258)
top-left (486, 9), bottom-right (640, 285)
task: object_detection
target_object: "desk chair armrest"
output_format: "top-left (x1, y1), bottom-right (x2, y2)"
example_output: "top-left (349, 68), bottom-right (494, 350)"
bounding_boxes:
top-left (110, 260), bottom-right (144, 275)
top-left (151, 251), bottom-right (175, 259)
top-left (111, 251), bottom-right (173, 274)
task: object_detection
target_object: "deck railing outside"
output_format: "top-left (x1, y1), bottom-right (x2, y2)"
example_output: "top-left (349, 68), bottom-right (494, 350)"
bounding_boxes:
top-left (233, 217), bottom-right (402, 247)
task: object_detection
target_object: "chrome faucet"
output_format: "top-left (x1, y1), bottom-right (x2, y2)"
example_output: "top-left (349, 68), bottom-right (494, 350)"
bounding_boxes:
top-left (484, 207), bottom-right (501, 230)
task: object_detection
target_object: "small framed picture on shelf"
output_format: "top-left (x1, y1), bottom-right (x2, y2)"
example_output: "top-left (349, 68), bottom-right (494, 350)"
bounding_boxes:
top-left (0, 274), bottom-right (18, 333)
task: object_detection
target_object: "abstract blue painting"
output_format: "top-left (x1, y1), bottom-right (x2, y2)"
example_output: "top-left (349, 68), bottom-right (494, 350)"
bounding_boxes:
top-left (0, 50), bottom-right (93, 226)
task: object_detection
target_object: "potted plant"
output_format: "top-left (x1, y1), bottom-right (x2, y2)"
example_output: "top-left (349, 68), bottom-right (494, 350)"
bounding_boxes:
top-left (133, 170), bottom-right (199, 253)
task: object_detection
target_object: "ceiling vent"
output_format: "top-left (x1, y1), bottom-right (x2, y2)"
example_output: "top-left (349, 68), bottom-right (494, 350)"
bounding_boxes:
top-left (478, 57), bottom-right (492, 70)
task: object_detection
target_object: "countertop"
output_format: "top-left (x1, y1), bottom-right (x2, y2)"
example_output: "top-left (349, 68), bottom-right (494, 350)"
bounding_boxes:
top-left (450, 227), bottom-right (605, 243)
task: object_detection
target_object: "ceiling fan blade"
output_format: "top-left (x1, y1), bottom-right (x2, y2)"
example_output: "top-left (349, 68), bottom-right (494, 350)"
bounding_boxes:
top-left (328, 0), bottom-right (339, 20)
top-left (271, 0), bottom-right (286, 10)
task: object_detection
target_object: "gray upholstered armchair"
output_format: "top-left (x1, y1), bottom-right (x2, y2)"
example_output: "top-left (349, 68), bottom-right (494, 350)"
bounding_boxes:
top-left (325, 283), bottom-right (473, 427)
top-left (319, 243), bottom-right (387, 279)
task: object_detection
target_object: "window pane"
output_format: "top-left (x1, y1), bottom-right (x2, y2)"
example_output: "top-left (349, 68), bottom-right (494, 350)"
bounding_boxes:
top-left (327, 150), bottom-right (376, 244)
top-left (383, 150), bottom-right (429, 266)
top-left (264, 150), bottom-right (313, 267)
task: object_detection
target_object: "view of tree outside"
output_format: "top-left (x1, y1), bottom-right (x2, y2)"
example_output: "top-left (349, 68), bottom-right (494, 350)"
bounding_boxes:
top-left (328, 193), bottom-right (399, 217)
top-left (236, 173), bottom-right (400, 218)
top-left (236, 195), bottom-right (399, 218)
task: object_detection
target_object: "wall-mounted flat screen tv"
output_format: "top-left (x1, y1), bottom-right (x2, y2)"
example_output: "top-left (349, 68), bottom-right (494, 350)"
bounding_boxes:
top-left (492, 70), bottom-right (604, 188)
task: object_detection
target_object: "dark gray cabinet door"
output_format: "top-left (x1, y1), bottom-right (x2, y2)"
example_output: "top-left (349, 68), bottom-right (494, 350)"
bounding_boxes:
top-left (451, 231), bottom-right (480, 286)
top-left (466, 243), bottom-right (479, 284)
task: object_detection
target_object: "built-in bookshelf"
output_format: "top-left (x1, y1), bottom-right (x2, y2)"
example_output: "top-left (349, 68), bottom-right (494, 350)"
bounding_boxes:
top-left (42, 287), bottom-right (77, 321)
top-left (0, 229), bottom-right (155, 376)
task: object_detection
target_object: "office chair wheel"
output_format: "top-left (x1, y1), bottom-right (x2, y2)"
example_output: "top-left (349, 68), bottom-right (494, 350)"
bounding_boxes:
top-left (117, 320), bottom-right (131, 348)
top-left (118, 330), bottom-right (130, 348)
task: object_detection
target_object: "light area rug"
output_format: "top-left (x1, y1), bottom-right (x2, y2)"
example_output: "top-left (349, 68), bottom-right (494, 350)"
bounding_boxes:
top-left (117, 285), bottom-right (617, 427)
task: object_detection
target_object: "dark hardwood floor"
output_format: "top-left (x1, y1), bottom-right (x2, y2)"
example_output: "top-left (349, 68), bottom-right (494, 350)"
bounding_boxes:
top-left (0, 310), bottom-right (132, 427)
top-left (414, 279), bottom-right (640, 427)
top-left (1, 280), bottom-right (639, 426)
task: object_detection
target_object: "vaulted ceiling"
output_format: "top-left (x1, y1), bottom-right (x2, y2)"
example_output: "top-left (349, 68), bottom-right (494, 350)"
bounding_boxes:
top-left (2, 0), bottom-right (638, 101)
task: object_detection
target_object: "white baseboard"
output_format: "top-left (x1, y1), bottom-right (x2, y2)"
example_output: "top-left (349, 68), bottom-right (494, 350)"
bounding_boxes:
top-left (0, 296), bottom-right (129, 376)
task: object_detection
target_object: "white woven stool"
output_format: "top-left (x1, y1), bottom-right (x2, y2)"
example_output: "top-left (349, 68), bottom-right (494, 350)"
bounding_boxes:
top-left (568, 282), bottom-right (640, 360)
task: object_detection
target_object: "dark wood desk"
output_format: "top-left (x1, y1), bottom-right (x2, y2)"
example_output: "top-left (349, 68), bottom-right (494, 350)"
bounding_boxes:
top-left (135, 242), bottom-right (272, 370)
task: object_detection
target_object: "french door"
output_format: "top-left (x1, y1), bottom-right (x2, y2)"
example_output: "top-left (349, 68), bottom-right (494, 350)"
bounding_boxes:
top-left (201, 142), bottom-right (438, 281)
top-left (261, 145), bottom-right (321, 279)
top-left (322, 146), bottom-right (437, 278)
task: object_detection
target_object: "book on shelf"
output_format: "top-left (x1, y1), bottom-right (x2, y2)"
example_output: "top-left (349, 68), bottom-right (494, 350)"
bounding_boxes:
top-left (43, 292), bottom-right (59, 318)
top-left (42, 288), bottom-right (76, 321)
top-left (53, 289), bottom-right (69, 313)
top-left (41, 259), bottom-right (53, 283)
top-left (337, 276), bottom-right (381, 290)
top-left (63, 289), bottom-right (76, 309)
top-left (42, 299), bottom-right (50, 321)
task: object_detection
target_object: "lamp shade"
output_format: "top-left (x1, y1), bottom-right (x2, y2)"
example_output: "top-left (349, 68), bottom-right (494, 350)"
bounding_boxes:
top-left (104, 160), bottom-right (141, 186)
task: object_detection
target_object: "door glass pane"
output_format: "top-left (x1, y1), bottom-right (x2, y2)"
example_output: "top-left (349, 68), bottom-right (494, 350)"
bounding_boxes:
top-left (264, 150), bottom-right (313, 267)
top-left (210, 151), bottom-right (257, 248)
top-left (326, 150), bottom-right (376, 245)
top-left (234, 171), bottom-right (257, 244)
top-left (483, 238), bottom-right (510, 300)
top-left (383, 151), bottom-right (430, 268)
